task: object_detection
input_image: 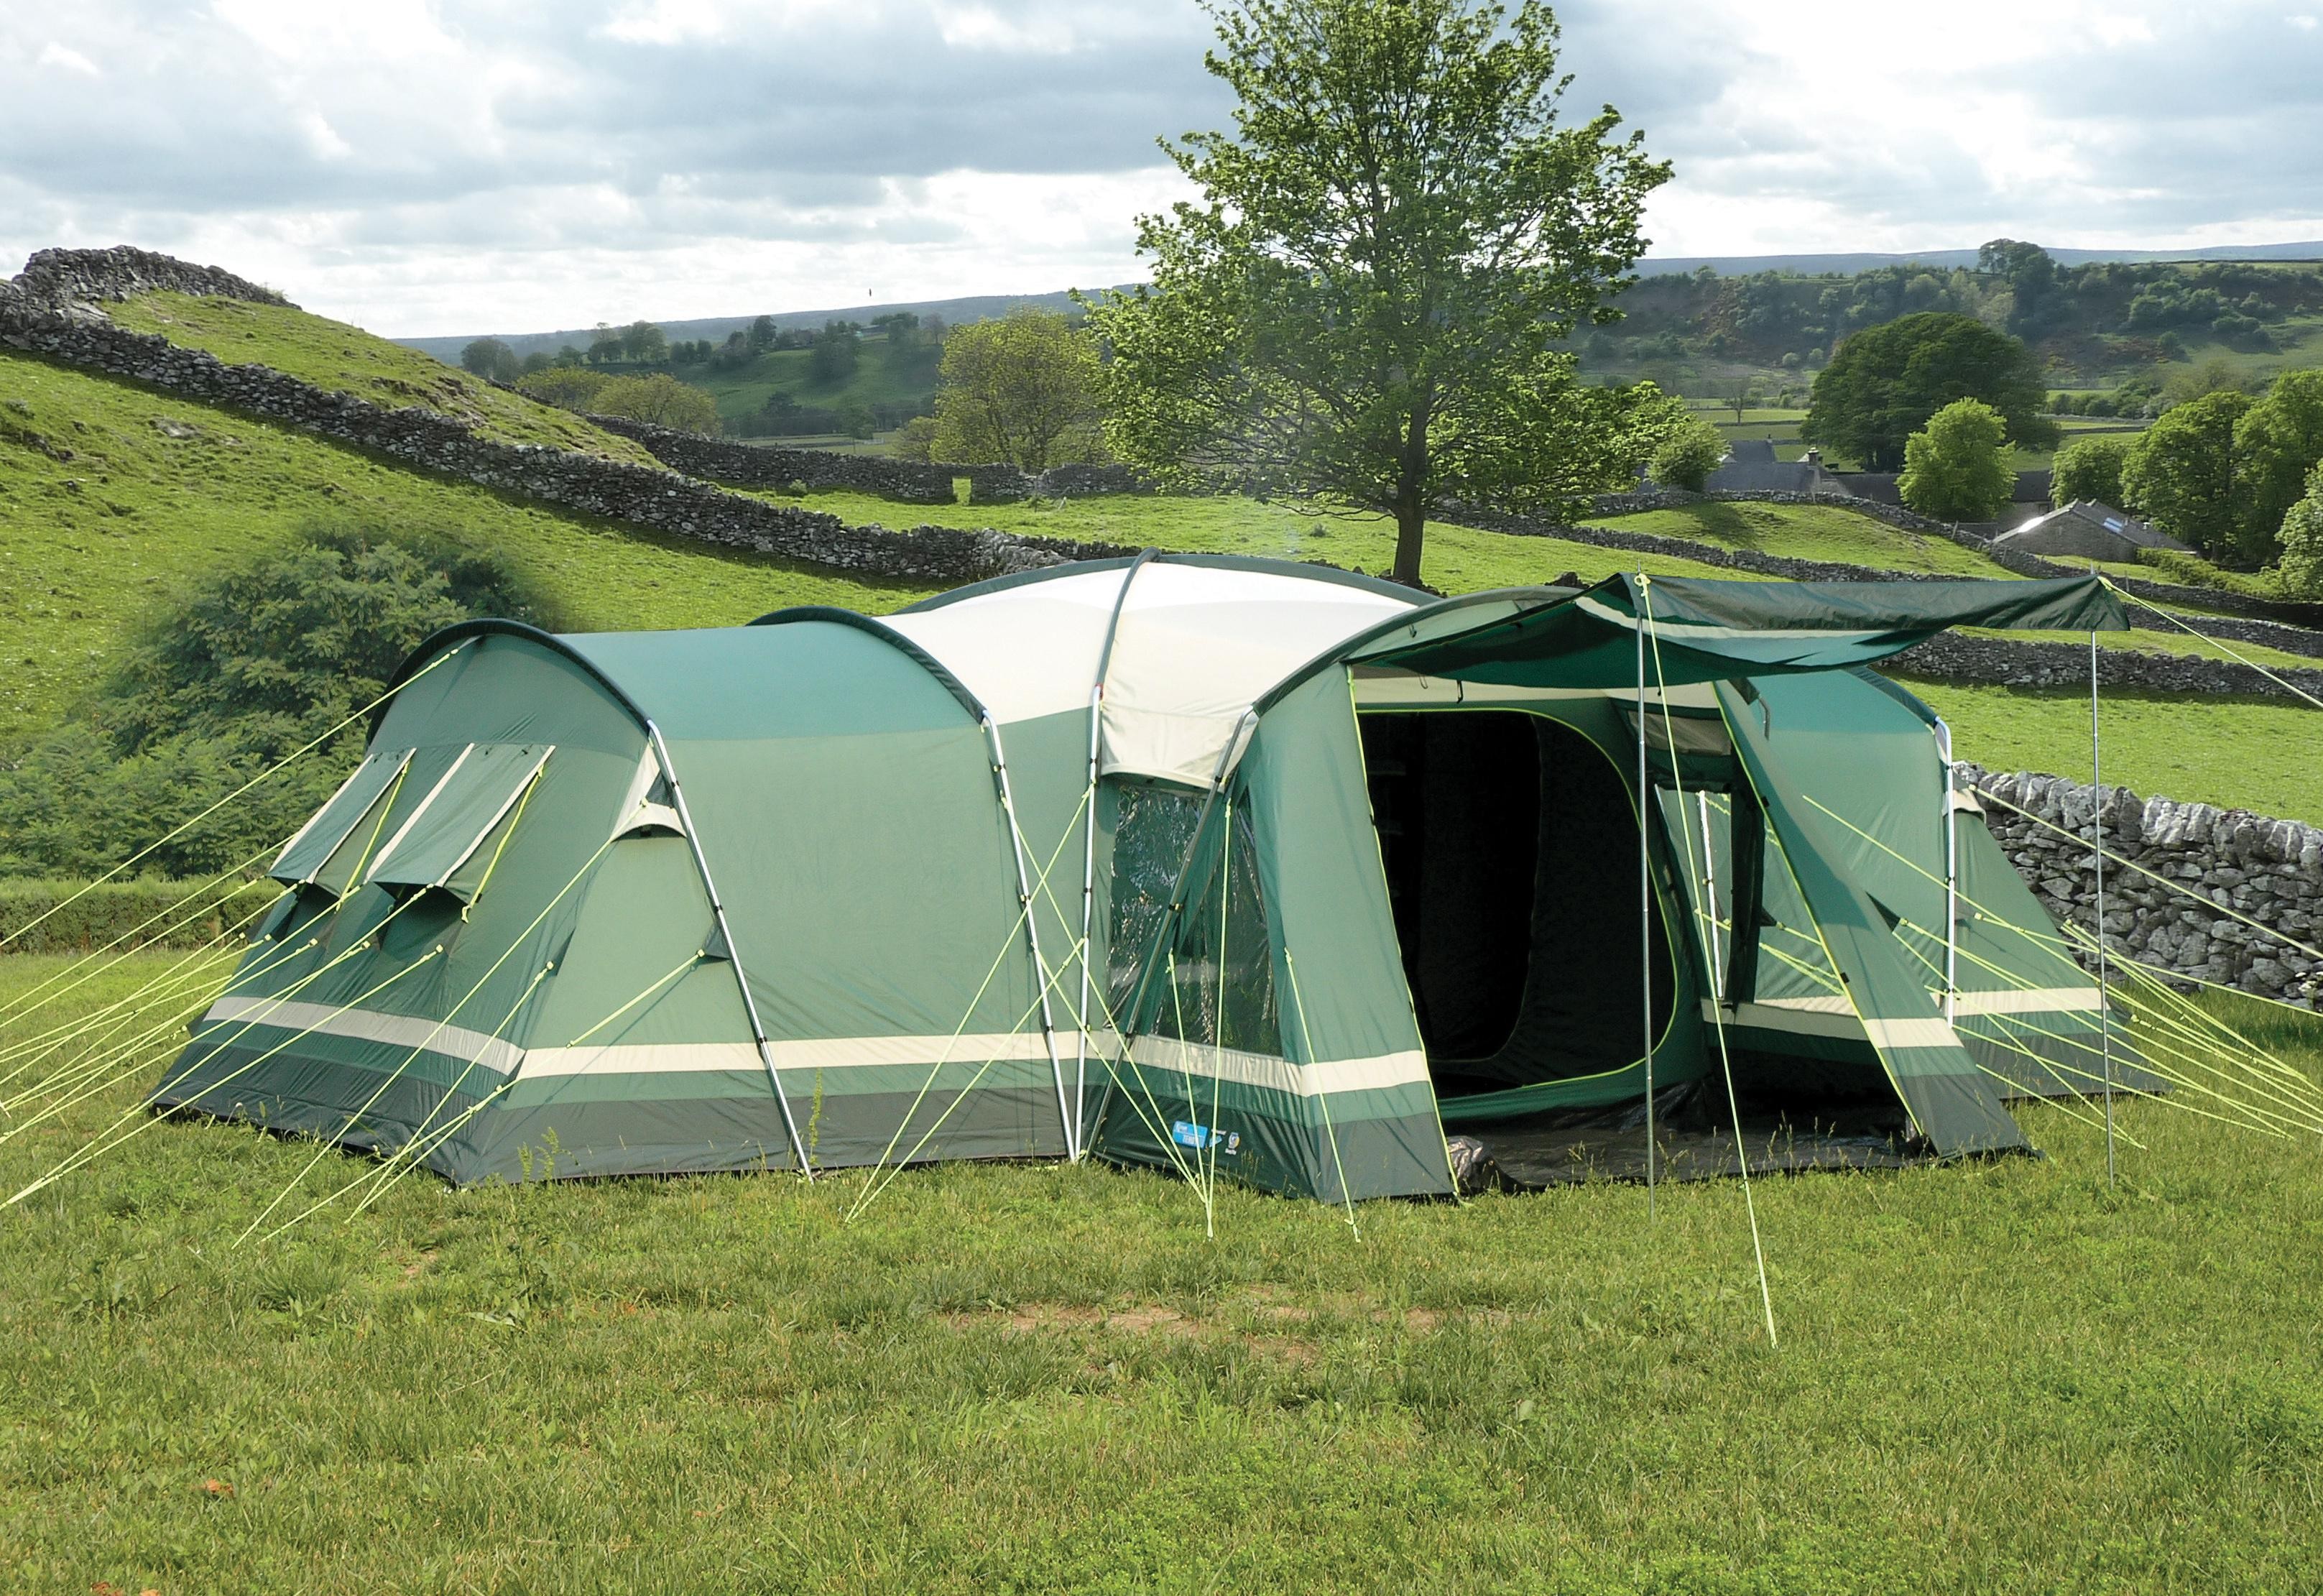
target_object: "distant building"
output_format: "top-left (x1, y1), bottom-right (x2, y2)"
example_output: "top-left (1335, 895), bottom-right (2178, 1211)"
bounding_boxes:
top-left (1663, 438), bottom-right (1847, 494)
top-left (1993, 500), bottom-right (2189, 561)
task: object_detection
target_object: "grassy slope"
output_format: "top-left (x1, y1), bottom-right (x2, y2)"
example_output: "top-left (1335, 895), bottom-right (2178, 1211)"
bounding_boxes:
top-left (104, 292), bottom-right (661, 467)
top-left (4, 956), bottom-right (2321, 1591)
top-left (0, 351), bottom-right (923, 750)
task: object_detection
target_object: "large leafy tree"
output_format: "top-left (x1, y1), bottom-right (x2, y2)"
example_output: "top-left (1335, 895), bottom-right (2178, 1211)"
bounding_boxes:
top-left (931, 307), bottom-right (1108, 469)
top-left (1089, 0), bottom-right (1673, 585)
top-left (2232, 369), bottom-right (2323, 562)
top-left (2120, 389), bottom-right (2254, 560)
top-left (2278, 462), bottom-right (2323, 596)
top-left (1801, 313), bottom-right (2056, 471)
top-left (2049, 433), bottom-right (2133, 509)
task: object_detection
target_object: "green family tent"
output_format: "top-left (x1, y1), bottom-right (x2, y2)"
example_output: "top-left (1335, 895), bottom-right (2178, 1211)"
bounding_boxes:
top-left (158, 556), bottom-right (2138, 1201)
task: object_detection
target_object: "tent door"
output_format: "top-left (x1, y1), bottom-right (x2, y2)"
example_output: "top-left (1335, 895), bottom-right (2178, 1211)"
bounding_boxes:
top-left (1359, 709), bottom-right (1676, 1112)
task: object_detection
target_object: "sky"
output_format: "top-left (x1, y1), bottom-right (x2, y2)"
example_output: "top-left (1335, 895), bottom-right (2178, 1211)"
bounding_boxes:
top-left (4, 0), bottom-right (2321, 337)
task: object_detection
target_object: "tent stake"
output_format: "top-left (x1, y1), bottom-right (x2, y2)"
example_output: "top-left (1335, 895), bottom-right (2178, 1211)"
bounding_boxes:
top-left (1636, 581), bottom-right (1655, 1215)
top-left (2089, 633), bottom-right (2115, 1188)
top-left (648, 721), bottom-right (814, 1181)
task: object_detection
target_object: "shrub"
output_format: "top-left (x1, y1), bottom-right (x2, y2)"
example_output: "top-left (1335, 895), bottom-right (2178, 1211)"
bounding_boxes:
top-left (589, 374), bottom-right (721, 436)
top-left (0, 521), bottom-right (557, 880)
top-left (1648, 415), bottom-right (1727, 492)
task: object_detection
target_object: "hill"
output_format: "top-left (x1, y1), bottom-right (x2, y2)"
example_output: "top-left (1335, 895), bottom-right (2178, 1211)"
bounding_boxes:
top-left (1637, 241), bottom-right (2323, 277)
top-left (104, 291), bottom-right (660, 466)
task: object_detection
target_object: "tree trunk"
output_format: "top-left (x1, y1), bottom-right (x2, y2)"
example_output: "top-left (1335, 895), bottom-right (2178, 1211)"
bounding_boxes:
top-left (1391, 504), bottom-right (1428, 588)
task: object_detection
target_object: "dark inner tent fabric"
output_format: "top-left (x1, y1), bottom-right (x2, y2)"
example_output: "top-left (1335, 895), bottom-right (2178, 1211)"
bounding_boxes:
top-left (1359, 711), bottom-right (1673, 1097)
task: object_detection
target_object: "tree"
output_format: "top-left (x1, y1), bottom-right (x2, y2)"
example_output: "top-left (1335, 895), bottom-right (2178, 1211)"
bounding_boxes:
top-left (1088, 0), bottom-right (1671, 584)
top-left (931, 308), bottom-right (1107, 469)
top-left (808, 321), bottom-right (861, 384)
top-left (515, 366), bottom-right (615, 413)
top-left (460, 337), bottom-right (519, 382)
top-left (747, 315), bottom-right (779, 351)
top-left (1801, 313), bottom-right (2056, 471)
top-left (2050, 433), bottom-right (2134, 508)
top-left (1978, 239), bottom-right (2059, 337)
top-left (591, 373), bottom-right (721, 435)
top-left (587, 326), bottom-right (623, 365)
top-left (2119, 389), bottom-right (2253, 559)
top-left (1650, 415), bottom-right (1726, 492)
top-left (891, 415), bottom-right (941, 463)
top-left (519, 350), bottom-right (554, 376)
top-left (2233, 369), bottom-right (2323, 562)
top-left (619, 320), bottom-right (668, 364)
top-left (836, 399), bottom-right (878, 440)
top-left (1898, 398), bottom-right (2014, 522)
top-left (2278, 462), bottom-right (2323, 596)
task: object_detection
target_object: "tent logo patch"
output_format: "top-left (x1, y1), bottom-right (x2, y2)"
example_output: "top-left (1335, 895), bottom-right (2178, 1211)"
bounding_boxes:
top-left (1171, 1121), bottom-right (1239, 1154)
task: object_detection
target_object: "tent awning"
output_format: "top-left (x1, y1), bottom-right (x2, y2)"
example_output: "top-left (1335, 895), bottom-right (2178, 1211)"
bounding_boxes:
top-left (1351, 574), bottom-right (2126, 689)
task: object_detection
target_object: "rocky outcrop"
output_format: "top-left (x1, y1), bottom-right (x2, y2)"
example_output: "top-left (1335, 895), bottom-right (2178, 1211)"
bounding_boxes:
top-left (1963, 764), bottom-right (2322, 1009)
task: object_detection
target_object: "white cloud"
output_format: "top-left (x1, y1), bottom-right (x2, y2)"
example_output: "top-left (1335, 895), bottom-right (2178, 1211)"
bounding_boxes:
top-left (0, 0), bottom-right (2318, 335)
top-left (36, 41), bottom-right (98, 75)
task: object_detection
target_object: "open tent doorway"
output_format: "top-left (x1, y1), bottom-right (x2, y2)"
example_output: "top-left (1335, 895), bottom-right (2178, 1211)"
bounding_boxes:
top-left (1358, 709), bottom-right (1681, 1117)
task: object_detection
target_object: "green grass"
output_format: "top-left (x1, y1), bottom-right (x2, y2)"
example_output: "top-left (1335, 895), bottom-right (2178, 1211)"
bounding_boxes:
top-left (4, 954), bottom-right (2322, 1591)
top-left (104, 293), bottom-right (660, 467)
top-left (1584, 502), bottom-right (2012, 577)
top-left (0, 351), bottom-right (925, 752)
top-left (1898, 679), bottom-right (2323, 824)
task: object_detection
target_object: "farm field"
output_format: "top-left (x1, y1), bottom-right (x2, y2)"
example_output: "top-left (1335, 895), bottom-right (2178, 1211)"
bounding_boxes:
top-left (3, 954), bottom-right (2320, 1592)
top-left (671, 334), bottom-right (941, 428)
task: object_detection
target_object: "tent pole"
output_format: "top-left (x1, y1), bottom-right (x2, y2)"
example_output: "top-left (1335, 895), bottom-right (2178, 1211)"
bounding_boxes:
top-left (647, 721), bottom-right (813, 1180)
top-left (1935, 717), bottom-right (1959, 1024)
top-left (1636, 589), bottom-right (1655, 1214)
top-left (1073, 684), bottom-right (1102, 1161)
top-left (984, 714), bottom-right (1077, 1161)
top-left (1697, 791), bottom-right (1724, 991)
top-left (2089, 633), bottom-right (2115, 1188)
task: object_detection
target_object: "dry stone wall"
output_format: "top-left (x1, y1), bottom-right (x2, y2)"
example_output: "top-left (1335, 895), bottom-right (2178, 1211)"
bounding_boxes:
top-left (1, 256), bottom-right (1134, 586)
top-left (1961, 764), bottom-right (2322, 1009)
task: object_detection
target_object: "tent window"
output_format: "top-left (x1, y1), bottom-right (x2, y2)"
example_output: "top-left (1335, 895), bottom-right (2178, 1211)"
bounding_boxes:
top-left (1107, 786), bottom-right (1280, 1057)
top-left (1360, 711), bottom-right (1675, 1100)
top-left (366, 744), bottom-right (553, 903)
top-left (610, 748), bottom-right (684, 840)
top-left (269, 749), bottom-right (412, 891)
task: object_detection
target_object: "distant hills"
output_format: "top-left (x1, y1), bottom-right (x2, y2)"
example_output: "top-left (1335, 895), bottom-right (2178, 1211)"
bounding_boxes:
top-left (395, 245), bottom-right (2323, 361)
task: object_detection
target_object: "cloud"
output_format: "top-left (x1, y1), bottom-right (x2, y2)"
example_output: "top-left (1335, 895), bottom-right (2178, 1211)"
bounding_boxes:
top-left (1, 0), bottom-right (2317, 334)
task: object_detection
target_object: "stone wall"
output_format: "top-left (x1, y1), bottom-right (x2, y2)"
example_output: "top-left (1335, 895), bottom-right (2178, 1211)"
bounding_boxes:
top-left (1962, 764), bottom-right (2322, 1009)
top-left (1, 260), bottom-right (1135, 588)
top-left (15, 245), bottom-right (290, 311)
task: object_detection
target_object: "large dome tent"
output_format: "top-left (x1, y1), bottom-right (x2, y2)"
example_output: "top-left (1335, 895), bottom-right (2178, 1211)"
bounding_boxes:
top-left (158, 554), bottom-right (2137, 1202)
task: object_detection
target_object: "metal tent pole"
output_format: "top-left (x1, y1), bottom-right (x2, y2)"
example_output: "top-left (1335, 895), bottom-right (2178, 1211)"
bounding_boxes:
top-left (2090, 634), bottom-right (2115, 1187)
top-left (647, 721), bottom-right (813, 1179)
top-left (1935, 717), bottom-right (1959, 1023)
top-left (985, 714), bottom-right (1076, 1161)
top-left (1636, 590), bottom-right (1655, 1214)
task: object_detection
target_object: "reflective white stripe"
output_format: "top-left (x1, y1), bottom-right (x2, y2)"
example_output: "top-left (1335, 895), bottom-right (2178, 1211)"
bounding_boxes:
top-left (522, 1031), bottom-right (1063, 1079)
top-left (1126, 1035), bottom-right (1429, 1097)
top-left (1704, 997), bottom-right (1863, 1039)
top-left (198, 995), bottom-right (523, 1075)
top-left (1947, 986), bottom-right (2106, 1015)
top-left (1861, 1017), bottom-right (1962, 1051)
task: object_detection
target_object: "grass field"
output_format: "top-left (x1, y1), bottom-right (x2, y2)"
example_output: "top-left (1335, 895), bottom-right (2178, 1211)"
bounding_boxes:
top-left (4, 955), bottom-right (2321, 1592)
top-left (675, 334), bottom-right (941, 427)
top-left (0, 351), bottom-right (918, 750)
top-left (104, 293), bottom-right (657, 467)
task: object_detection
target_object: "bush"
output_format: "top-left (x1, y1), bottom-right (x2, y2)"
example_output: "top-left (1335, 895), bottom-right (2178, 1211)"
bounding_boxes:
top-left (515, 366), bottom-right (615, 412)
top-left (1648, 416), bottom-right (1727, 492)
top-left (1898, 397), bottom-right (2014, 522)
top-left (590, 374), bottom-right (721, 436)
top-left (0, 877), bottom-right (281, 955)
top-left (0, 521), bottom-right (558, 880)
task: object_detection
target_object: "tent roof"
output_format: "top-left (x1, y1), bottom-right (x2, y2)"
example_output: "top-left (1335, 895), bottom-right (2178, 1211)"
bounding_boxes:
top-left (384, 562), bottom-right (2125, 789)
